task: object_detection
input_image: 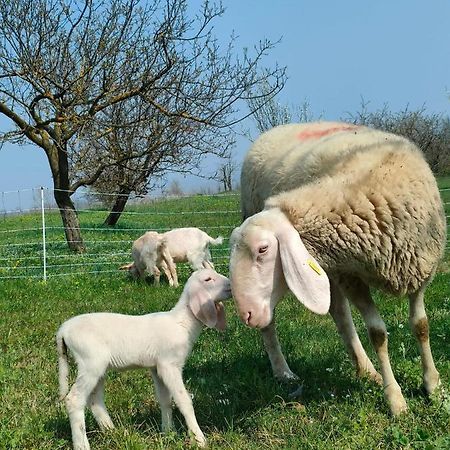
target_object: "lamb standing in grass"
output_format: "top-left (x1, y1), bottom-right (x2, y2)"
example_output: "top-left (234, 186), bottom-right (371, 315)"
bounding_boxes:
top-left (121, 228), bottom-right (223, 287)
top-left (120, 231), bottom-right (178, 286)
top-left (57, 268), bottom-right (231, 449)
top-left (230, 122), bottom-right (446, 415)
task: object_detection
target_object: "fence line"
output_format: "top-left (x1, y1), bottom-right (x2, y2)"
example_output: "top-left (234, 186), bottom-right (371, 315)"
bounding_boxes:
top-left (0, 186), bottom-right (449, 281)
top-left (0, 187), bottom-right (239, 280)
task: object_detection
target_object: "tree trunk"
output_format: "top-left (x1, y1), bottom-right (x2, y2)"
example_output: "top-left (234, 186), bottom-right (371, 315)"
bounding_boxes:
top-left (54, 189), bottom-right (85, 253)
top-left (103, 189), bottom-right (131, 226)
top-left (46, 141), bottom-right (85, 252)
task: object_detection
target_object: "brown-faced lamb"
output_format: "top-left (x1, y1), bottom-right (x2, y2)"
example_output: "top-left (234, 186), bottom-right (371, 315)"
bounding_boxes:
top-left (229, 121), bottom-right (446, 415)
top-left (57, 268), bottom-right (231, 449)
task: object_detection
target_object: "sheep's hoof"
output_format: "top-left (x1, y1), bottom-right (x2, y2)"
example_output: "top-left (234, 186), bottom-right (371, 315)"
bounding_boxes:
top-left (358, 368), bottom-right (383, 385)
top-left (288, 384), bottom-right (304, 400)
top-left (423, 371), bottom-right (441, 396)
top-left (275, 369), bottom-right (300, 384)
top-left (390, 399), bottom-right (408, 416)
top-left (385, 386), bottom-right (408, 416)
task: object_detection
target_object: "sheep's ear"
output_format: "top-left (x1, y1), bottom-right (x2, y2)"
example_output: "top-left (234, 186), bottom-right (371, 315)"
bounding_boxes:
top-left (275, 224), bottom-right (330, 315)
top-left (189, 288), bottom-right (226, 330)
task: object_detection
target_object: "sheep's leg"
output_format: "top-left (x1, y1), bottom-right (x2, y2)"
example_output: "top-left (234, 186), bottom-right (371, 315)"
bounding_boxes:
top-left (261, 319), bottom-right (299, 382)
top-left (88, 377), bottom-right (114, 430)
top-left (408, 286), bottom-right (440, 395)
top-left (156, 363), bottom-right (206, 448)
top-left (330, 281), bottom-right (381, 384)
top-left (344, 279), bottom-right (407, 415)
top-left (150, 367), bottom-right (173, 432)
top-left (65, 373), bottom-right (101, 450)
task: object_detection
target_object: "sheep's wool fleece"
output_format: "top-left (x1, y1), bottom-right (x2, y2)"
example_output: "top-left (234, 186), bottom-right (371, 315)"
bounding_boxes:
top-left (241, 122), bottom-right (446, 295)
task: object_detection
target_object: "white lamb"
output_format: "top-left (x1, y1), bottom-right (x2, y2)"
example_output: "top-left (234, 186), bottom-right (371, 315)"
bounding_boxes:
top-left (230, 122), bottom-right (446, 416)
top-left (121, 228), bottom-right (223, 288)
top-left (120, 231), bottom-right (178, 286)
top-left (57, 268), bottom-right (231, 449)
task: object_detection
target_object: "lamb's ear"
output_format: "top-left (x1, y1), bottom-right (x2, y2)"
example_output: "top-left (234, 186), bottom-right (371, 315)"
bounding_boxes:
top-left (275, 223), bottom-right (330, 315)
top-left (189, 287), bottom-right (226, 330)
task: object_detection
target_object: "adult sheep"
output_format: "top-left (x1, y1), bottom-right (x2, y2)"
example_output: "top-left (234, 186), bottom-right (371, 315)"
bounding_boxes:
top-left (229, 121), bottom-right (446, 415)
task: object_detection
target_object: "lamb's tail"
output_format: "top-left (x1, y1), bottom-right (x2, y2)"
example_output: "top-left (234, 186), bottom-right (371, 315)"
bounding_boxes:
top-left (159, 238), bottom-right (175, 267)
top-left (56, 331), bottom-right (69, 400)
top-left (119, 262), bottom-right (134, 271)
top-left (208, 235), bottom-right (223, 246)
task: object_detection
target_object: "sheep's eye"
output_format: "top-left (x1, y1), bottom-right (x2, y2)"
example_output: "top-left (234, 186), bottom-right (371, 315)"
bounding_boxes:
top-left (204, 277), bottom-right (212, 282)
top-left (258, 245), bottom-right (268, 254)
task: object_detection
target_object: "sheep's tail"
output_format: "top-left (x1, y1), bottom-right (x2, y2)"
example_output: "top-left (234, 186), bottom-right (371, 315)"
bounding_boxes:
top-left (208, 235), bottom-right (223, 246)
top-left (56, 331), bottom-right (69, 400)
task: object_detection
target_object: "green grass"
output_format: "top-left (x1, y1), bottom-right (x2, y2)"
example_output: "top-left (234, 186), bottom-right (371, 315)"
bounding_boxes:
top-left (0, 190), bottom-right (449, 449)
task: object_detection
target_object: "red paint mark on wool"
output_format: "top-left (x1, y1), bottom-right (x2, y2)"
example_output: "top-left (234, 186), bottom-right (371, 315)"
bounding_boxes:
top-left (296, 124), bottom-right (358, 141)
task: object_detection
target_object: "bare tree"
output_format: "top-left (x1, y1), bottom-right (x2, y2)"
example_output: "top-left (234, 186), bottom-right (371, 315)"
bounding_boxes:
top-left (247, 80), bottom-right (314, 135)
top-left (0, 0), bottom-right (286, 251)
top-left (347, 101), bottom-right (450, 174)
top-left (215, 156), bottom-right (236, 192)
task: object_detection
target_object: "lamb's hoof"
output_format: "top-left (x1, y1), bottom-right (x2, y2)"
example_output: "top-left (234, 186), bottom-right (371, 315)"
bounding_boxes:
top-left (195, 435), bottom-right (207, 448)
top-left (99, 420), bottom-right (114, 431)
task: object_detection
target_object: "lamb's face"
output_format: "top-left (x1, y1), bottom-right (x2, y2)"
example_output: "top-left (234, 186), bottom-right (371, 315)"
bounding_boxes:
top-left (229, 219), bottom-right (288, 329)
top-left (197, 268), bottom-right (232, 302)
top-left (187, 268), bottom-right (232, 331)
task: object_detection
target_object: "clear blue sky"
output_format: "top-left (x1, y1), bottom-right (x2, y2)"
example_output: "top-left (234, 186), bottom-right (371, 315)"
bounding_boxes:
top-left (0, 0), bottom-right (449, 194)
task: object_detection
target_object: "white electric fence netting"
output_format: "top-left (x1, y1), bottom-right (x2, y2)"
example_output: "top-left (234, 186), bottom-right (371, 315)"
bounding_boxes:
top-left (0, 187), bottom-right (241, 280)
top-left (0, 187), bottom-right (449, 281)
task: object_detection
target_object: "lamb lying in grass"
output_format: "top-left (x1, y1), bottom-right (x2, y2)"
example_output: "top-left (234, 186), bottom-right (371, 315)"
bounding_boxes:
top-left (121, 228), bottom-right (223, 287)
top-left (57, 269), bottom-right (231, 449)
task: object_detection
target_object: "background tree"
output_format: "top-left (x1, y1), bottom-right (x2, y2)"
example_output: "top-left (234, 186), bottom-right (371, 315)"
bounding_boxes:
top-left (214, 156), bottom-right (236, 192)
top-left (0, 0), bottom-right (286, 251)
top-left (348, 101), bottom-right (450, 174)
top-left (75, 96), bottom-right (231, 225)
top-left (247, 80), bottom-right (314, 135)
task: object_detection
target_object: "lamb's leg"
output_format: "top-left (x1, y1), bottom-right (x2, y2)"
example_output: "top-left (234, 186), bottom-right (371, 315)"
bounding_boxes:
top-left (202, 248), bottom-right (215, 269)
top-left (261, 318), bottom-right (298, 382)
top-left (65, 373), bottom-right (101, 450)
top-left (343, 278), bottom-right (407, 415)
top-left (330, 281), bottom-right (381, 383)
top-left (150, 367), bottom-right (173, 432)
top-left (408, 285), bottom-right (440, 394)
top-left (156, 363), bottom-right (206, 448)
top-left (152, 266), bottom-right (161, 286)
top-left (188, 251), bottom-right (208, 271)
top-left (202, 260), bottom-right (215, 269)
top-left (159, 259), bottom-right (178, 288)
top-left (88, 377), bottom-right (114, 430)
top-left (168, 261), bottom-right (178, 288)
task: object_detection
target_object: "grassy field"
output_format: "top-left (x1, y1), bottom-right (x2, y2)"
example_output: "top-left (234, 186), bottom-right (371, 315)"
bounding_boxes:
top-left (0, 188), bottom-right (449, 449)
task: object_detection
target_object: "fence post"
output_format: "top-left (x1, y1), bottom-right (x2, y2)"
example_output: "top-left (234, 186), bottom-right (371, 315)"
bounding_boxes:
top-left (41, 187), bottom-right (47, 281)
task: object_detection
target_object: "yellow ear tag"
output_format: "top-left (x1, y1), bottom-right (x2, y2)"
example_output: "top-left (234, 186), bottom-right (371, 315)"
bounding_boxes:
top-left (308, 259), bottom-right (322, 275)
